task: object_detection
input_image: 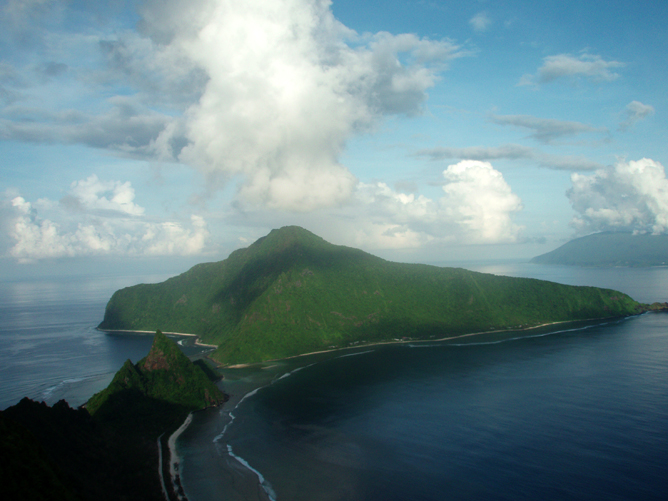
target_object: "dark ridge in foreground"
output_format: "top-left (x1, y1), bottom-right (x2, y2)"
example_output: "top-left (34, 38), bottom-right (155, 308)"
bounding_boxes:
top-left (0, 332), bottom-right (226, 501)
top-left (98, 226), bottom-right (648, 365)
top-left (531, 232), bottom-right (668, 266)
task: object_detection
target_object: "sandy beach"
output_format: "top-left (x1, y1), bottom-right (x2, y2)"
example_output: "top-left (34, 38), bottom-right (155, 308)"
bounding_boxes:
top-left (97, 328), bottom-right (218, 348)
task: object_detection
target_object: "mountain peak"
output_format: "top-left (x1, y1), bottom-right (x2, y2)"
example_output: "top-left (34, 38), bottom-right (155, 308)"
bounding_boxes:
top-left (86, 331), bottom-right (226, 418)
top-left (142, 329), bottom-right (180, 372)
top-left (252, 225), bottom-right (328, 251)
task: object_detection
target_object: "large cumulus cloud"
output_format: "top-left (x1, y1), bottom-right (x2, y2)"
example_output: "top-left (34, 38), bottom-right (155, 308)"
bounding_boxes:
top-left (568, 158), bottom-right (668, 234)
top-left (2, 0), bottom-right (464, 212)
top-left (352, 160), bottom-right (523, 248)
top-left (143, 0), bottom-right (464, 211)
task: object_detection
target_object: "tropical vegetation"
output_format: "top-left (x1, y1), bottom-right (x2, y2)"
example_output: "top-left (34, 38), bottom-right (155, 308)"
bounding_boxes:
top-left (99, 226), bottom-right (644, 364)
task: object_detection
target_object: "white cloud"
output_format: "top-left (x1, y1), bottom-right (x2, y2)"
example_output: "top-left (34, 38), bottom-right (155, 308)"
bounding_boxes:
top-left (142, 0), bottom-right (464, 211)
top-left (440, 160), bottom-right (523, 242)
top-left (469, 12), bottom-right (492, 33)
top-left (5, 178), bottom-right (209, 262)
top-left (1, 0), bottom-right (468, 214)
top-left (66, 175), bottom-right (145, 216)
top-left (350, 160), bottom-right (523, 248)
top-left (619, 100), bottom-right (655, 131)
top-left (489, 114), bottom-right (606, 144)
top-left (520, 53), bottom-right (624, 86)
top-left (568, 158), bottom-right (668, 234)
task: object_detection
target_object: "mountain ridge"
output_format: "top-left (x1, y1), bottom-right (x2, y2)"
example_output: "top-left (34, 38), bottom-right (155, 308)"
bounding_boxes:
top-left (531, 232), bottom-right (668, 266)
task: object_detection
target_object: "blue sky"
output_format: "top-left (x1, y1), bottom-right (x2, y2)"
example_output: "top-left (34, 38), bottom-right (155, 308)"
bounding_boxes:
top-left (2, 0), bottom-right (667, 277)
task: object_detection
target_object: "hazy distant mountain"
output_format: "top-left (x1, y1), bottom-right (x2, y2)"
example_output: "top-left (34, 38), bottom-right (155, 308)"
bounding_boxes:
top-left (531, 232), bottom-right (668, 267)
top-left (99, 226), bottom-right (643, 365)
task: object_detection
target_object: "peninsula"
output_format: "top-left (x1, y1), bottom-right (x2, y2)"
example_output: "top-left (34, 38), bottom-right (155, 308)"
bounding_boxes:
top-left (99, 226), bottom-right (645, 365)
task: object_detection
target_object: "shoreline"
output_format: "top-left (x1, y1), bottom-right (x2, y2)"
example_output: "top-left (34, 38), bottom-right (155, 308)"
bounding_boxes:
top-left (225, 316), bottom-right (622, 368)
top-left (98, 312), bottom-right (645, 370)
top-left (168, 412), bottom-right (194, 501)
top-left (97, 328), bottom-right (218, 348)
top-left (175, 313), bottom-right (644, 500)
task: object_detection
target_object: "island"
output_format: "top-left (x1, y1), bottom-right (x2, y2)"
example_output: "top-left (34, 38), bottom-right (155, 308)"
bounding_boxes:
top-left (0, 331), bottom-right (226, 500)
top-left (99, 226), bottom-right (646, 365)
top-left (531, 231), bottom-right (668, 266)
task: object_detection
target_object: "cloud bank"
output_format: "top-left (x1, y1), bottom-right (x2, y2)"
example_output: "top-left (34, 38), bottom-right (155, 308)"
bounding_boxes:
top-left (5, 159), bottom-right (524, 262)
top-left (5, 176), bottom-right (209, 262)
top-left (568, 158), bottom-right (668, 234)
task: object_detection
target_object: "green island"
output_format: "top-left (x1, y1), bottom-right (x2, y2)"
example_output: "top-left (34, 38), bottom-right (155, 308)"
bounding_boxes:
top-left (99, 226), bottom-right (655, 365)
top-left (531, 231), bottom-right (668, 266)
top-left (4, 226), bottom-right (666, 500)
top-left (0, 331), bottom-right (226, 501)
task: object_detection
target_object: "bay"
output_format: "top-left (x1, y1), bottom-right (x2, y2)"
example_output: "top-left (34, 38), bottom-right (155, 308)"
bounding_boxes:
top-left (180, 263), bottom-right (668, 500)
top-left (0, 273), bottom-right (208, 410)
top-left (2, 262), bottom-right (668, 500)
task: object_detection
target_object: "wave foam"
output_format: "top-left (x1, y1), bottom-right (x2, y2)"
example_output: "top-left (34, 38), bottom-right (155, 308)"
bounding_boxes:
top-left (407, 320), bottom-right (620, 349)
top-left (337, 349), bottom-right (375, 359)
top-left (227, 444), bottom-right (278, 501)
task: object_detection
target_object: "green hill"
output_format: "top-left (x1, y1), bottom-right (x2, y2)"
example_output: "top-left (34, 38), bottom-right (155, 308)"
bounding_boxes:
top-left (86, 330), bottom-right (226, 432)
top-left (1, 332), bottom-right (227, 501)
top-left (99, 226), bottom-right (644, 365)
top-left (531, 232), bottom-right (668, 266)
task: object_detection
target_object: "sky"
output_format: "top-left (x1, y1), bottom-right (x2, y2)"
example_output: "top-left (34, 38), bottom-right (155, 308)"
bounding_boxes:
top-left (2, 0), bottom-right (667, 278)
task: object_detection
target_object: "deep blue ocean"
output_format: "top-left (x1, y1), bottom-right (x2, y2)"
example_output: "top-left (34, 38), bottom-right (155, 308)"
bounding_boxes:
top-left (180, 263), bottom-right (668, 501)
top-left (2, 262), bottom-right (668, 500)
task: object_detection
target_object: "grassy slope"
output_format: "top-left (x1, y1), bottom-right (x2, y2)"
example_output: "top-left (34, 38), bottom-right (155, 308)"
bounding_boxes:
top-left (99, 226), bottom-right (643, 364)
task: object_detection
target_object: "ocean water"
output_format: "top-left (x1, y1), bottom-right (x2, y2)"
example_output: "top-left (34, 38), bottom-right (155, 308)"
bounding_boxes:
top-left (179, 263), bottom-right (668, 501)
top-left (2, 263), bottom-right (668, 500)
top-left (0, 273), bottom-right (209, 410)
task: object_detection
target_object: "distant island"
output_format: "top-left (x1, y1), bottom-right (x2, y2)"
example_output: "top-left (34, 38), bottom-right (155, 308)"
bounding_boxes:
top-left (99, 226), bottom-right (647, 365)
top-left (0, 331), bottom-right (226, 500)
top-left (531, 232), bottom-right (668, 267)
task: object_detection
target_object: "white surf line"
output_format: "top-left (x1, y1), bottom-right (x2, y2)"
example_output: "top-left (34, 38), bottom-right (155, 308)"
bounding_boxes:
top-left (157, 433), bottom-right (169, 501)
top-left (408, 318), bottom-right (623, 348)
top-left (212, 363), bottom-right (320, 499)
top-left (226, 444), bottom-right (278, 501)
top-left (336, 349), bottom-right (375, 359)
top-left (169, 413), bottom-right (193, 501)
